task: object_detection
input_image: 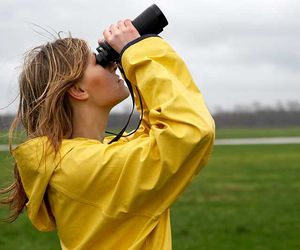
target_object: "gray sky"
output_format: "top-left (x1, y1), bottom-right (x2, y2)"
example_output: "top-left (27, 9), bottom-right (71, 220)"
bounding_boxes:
top-left (0, 0), bottom-right (299, 114)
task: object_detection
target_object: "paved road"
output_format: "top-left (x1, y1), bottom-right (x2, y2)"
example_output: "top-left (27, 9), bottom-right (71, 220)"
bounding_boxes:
top-left (1, 137), bottom-right (300, 151)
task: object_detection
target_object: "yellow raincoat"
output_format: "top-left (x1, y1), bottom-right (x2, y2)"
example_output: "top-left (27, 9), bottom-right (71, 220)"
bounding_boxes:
top-left (12, 36), bottom-right (215, 250)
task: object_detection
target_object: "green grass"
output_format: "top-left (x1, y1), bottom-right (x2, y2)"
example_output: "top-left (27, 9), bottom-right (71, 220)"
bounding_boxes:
top-left (1, 144), bottom-right (300, 249)
top-left (216, 127), bottom-right (300, 139)
top-left (171, 144), bottom-right (300, 250)
top-left (0, 131), bottom-right (26, 145)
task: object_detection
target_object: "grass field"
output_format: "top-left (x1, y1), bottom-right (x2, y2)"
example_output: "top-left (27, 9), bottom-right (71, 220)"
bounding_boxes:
top-left (215, 127), bottom-right (300, 139)
top-left (171, 144), bottom-right (300, 250)
top-left (0, 141), bottom-right (300, 249)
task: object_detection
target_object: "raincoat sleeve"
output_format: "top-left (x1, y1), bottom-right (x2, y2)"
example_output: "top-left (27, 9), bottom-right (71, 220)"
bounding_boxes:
top-left (115, 35), bottom-right (215, 215)
top-left (57, 35), bottom-right (215, 218)
top-left (126, 35), bottom-right (208, 139)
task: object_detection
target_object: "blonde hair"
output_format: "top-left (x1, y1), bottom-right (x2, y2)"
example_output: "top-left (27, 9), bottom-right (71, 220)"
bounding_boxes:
top-left (0, 36), bottom-right (90, 222)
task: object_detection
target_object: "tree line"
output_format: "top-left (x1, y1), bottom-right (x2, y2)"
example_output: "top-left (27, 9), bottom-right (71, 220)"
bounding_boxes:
top-left (1, 103), bottom-right (300, 131)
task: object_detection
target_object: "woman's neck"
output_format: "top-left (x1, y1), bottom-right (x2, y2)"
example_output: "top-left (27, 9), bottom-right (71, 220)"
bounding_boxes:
top-left (71, 104), bottom-right (110, 143)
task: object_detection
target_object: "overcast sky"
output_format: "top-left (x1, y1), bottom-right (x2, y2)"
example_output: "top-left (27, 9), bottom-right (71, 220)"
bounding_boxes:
top-left (0, 0), bottom-right (299, 114)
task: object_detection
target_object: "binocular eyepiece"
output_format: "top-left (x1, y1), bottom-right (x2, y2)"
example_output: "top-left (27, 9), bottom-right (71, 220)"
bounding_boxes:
top-left (96, 4), bottom-right (168, 67)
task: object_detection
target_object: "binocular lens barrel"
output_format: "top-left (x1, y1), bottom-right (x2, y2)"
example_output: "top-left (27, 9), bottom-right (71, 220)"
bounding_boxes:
top-left (132, 4), bottom-right (168, 36)
top-left (96, 4), bottom-right (168, 67)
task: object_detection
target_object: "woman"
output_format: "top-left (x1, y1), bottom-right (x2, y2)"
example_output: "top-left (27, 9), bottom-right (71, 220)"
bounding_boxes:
top-left (1, 19), bottom-right (215, 249)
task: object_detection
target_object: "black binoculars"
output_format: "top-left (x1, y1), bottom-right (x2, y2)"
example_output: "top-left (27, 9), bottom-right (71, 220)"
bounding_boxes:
top-left (95, 4), bottom-right (168, 67)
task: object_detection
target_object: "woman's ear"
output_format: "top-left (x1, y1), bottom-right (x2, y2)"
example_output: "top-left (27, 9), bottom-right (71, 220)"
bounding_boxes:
top-left (67, 84), bottom-right (88, 101)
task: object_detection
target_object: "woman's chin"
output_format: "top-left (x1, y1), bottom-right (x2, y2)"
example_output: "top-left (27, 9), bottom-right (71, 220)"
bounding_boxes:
top-left (113, 91), bottom-right (130, 107)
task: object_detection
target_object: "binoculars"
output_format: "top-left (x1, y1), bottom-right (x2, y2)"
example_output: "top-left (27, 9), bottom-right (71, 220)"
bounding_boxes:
top-left (95, 4), bottom-right (168, 67)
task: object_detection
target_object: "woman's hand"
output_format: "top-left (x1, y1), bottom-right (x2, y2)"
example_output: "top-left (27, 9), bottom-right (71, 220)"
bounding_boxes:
top-left (101, 19), bottom-right (141, 54)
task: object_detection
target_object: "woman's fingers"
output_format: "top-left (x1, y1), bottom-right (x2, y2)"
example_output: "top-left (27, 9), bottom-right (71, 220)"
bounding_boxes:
top-left (97, 38), bottom-right (105, 44)
top-left (101, 19), bottom-right (140, 53)
top-left (102, 28), bottom-right (111, 41)
top-left (109, 23), bottom-right (119, 33)
top-left (118, 20), bottom-right (126, 30)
